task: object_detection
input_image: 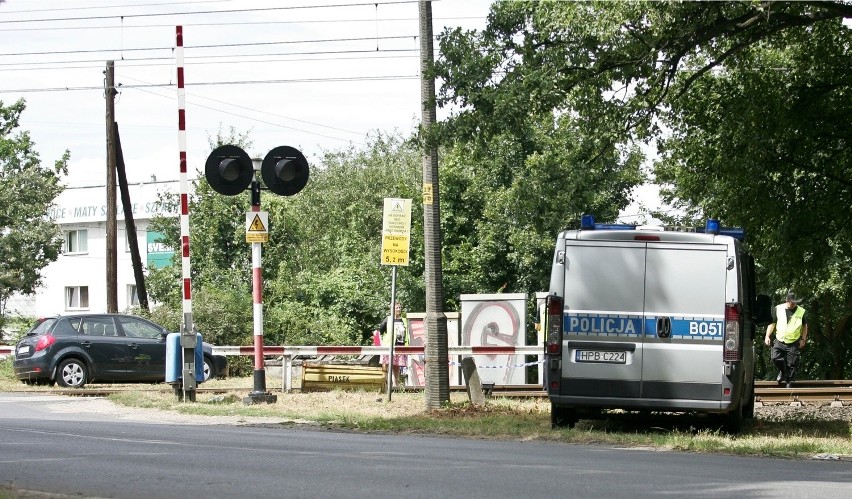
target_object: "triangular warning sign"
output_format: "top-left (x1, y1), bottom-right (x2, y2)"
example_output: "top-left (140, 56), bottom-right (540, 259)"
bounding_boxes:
top-left (248, 214), bottom-right (266, 232)
top-left (392, 201), bottom-right (403, 212)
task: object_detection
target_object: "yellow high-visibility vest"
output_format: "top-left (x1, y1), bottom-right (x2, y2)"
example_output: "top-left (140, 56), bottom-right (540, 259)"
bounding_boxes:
top-left (382, 317), bottom-right (409, 346)
top-left (775, 304), bottom-right (805, 343)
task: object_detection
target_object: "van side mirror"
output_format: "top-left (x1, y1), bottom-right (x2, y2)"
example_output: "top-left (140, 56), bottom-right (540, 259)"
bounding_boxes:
top-left (755, 294), bottom-right (773, 326)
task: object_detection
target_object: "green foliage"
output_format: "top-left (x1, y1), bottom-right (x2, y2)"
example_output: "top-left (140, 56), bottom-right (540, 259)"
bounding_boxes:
top-left (1, 315), bottom-right (36, 344)
top-left (0, 99), bottom-right (68, 330)
top-left (263, 132), bottom-right (424, 344)
top-left (433, 0), bottom-right (852, 378)
top-left (650, 8), bottom-right (852, 379)
top-left (439, 117), bottom-right (643, 302)
top-left (146, 132), bottom-right (425, 348)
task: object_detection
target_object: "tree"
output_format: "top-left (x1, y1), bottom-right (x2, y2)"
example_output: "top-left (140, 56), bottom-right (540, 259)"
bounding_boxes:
top-left (0, 99), bottom-right (68, 329)
top-left (263, 132), bottom-right (425, 345)
top-left (147, 131), bottom-right (425, 349)
top-left (432, 0), bottom-right (852, 377)
top-left (653, 9), bottom-right (852, 379)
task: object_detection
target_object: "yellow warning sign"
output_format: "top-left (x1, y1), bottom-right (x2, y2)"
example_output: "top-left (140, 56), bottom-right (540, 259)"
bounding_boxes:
top-left (381, 198), bottom-right (411, 266)
top-left (245, 211), bottom-right (269, 243)
top-left (249, 215), bottom-right (266, 232)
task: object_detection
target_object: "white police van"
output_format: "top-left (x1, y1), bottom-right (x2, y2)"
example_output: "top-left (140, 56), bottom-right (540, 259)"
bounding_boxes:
top-left (544, 215), bottom-right (771, 433)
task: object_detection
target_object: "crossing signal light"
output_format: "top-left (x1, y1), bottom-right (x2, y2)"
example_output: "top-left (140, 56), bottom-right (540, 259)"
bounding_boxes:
top-left (205, 145), bottom-right (254, 196)
top-left (261, 146), bottom-right (310, 196)
top-left (205, 145), bottom-right (310, 197)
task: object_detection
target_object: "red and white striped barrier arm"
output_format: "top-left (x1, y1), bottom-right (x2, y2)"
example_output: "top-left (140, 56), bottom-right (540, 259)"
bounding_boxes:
top-left (0, 345), bottom-right (13, 358)
top-left (211, 345), bottom-right (543, 356)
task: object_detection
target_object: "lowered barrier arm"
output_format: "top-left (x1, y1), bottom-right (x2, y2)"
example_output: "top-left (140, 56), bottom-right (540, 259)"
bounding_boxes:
top-left (211, 345), bottom-right (544, 392)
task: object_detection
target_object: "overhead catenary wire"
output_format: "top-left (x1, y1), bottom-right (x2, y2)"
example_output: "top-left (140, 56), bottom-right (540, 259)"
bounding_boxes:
top-left (0, 0), bottom-right (234, 15)
top-left (123, 79), bottom-right (364, 142)
top-left (0, 34), bottom-right (421, 58)
top-left (0, 50), bottom-right (421, 71)
top-left (0, 74), bottom-right (419, 94)
top-left (0, 15), bottom-right (481, 33)
top-left (0, 0), bottom-right (420, 24)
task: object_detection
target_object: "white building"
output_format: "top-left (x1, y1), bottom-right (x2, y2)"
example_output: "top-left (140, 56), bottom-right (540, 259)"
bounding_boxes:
top-left (6, 180), bottom-right (178, 319)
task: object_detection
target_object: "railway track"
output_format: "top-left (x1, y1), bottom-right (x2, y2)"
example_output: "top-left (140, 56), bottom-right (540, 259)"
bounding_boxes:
top-left (13, 379), bottom-right (852, 405)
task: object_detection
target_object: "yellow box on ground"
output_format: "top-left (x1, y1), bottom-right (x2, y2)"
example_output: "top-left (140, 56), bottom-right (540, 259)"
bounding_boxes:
top-left (301, 364), bottom-right (386, 392)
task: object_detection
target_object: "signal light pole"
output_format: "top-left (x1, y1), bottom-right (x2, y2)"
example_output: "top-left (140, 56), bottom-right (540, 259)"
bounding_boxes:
top-left (246, 169), bottom-right (276, 404)
top-left (205, 145), bottom-right (309, 404)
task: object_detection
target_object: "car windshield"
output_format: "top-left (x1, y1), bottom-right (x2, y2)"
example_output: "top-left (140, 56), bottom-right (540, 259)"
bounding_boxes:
top-left (26, 318), bottom-right (57, 336)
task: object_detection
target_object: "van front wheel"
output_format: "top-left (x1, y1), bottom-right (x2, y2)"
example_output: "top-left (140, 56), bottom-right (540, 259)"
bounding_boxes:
top-left (551, 404), bottom-right (577, 429)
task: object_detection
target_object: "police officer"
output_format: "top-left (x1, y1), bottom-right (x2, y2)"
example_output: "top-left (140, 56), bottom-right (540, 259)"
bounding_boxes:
top-left (764, 291), bottom-right (808, 388)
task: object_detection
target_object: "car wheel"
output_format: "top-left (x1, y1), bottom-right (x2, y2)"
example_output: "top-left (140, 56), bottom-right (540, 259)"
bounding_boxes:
top-left (56, 358), bottom-right (88, 388)
top-left (203, 356), bottom-right (214, 382)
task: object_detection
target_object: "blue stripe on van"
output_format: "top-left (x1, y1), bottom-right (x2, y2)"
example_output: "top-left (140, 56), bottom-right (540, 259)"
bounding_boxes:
top-left (564, 313), bottom-right (643, 337)
top-left (643, 317), bottom-right (724, 339)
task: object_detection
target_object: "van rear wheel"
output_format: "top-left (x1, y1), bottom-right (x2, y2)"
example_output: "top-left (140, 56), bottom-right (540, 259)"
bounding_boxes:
top-left (722, 404), bottom-right (744, 434)
top-left (551, 404), bottom-right (577, 429)
top-left (743, 384), bottom-right (755, 419)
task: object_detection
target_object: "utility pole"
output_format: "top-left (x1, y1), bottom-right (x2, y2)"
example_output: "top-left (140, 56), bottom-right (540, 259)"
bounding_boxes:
top-left (105, 60), bottom-right (118, 313)
top-left (419, 0), bottom-right (449, 409)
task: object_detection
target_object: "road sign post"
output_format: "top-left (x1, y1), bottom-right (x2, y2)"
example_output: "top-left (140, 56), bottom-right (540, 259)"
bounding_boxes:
top-left (381, 198), bottom-right (412, 401)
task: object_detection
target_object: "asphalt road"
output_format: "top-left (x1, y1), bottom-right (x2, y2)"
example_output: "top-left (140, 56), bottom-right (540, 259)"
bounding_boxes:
top-left (0, 393), bottom-right (850, 498)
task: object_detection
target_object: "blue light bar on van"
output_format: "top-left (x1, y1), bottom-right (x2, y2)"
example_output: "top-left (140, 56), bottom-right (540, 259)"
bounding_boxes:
top-left (579, 214), bottom-right (745, 240)
top-left (706, 219), bottom-right (720, 233)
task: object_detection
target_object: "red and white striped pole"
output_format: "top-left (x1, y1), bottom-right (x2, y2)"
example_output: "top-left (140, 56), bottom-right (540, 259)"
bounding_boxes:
top-left (245, 179), bottom-right (277, 404)
top-left (175, 26), bottom-right (197, 402)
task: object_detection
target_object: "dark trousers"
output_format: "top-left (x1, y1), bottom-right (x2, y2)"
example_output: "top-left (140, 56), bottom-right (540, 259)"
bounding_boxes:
top-left (771, 339), bottom-right (800, 382)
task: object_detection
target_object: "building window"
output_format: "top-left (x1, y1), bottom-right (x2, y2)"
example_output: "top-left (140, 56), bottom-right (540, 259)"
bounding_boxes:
top-left (128, 284), bottom-right (139, 308)
top-left (65, 286), bottom-right (89, 310)
top-left (64, 229), bottom-right (88, 254)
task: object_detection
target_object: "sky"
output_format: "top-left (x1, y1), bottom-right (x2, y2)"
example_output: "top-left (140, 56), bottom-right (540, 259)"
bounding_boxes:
top-left (0, 0), bottom-right (662, 221)
top-left (1, 0), bottom-right (494, 186)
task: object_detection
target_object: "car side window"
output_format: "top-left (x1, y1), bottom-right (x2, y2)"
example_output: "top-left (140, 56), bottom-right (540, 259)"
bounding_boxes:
top-left (119, 317), bottom-right (163, 340)
top-left (81, 317), bottom-right (118, 336)
top-left (53, 318), bottom-right (80, 336)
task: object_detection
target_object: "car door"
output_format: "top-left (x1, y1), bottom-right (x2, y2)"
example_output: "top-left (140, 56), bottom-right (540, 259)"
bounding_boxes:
top-left (116, 316), bottom-right (168, 380)
top-left (642, 243), bottom-right (727, 402)
top-left (561, 240), bottom-right (646, 399)
top-left (79, 316), bottom-right (127, 380)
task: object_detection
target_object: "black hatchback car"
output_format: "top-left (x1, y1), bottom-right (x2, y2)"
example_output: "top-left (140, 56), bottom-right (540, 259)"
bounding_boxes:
top-left (13, 314), bottom-right (227, 388)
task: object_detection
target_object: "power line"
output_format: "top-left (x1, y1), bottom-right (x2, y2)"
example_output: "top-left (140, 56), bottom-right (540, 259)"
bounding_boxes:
top-left (1, 0), bottom-right (233, 15)
top-left (0, 74), bottom-right (418, 94)
top-left (0, 16), bottom-right (481, 33)
top-left (0, 34), bottom-right (419, 57)
top-left (0, 0), bottom-right (418, 24)
top-left (121, 74), bottom-right (364, 136)
top-left (125, 84), bottom-right (358, 144)
top-left (0, 49), bottom-right (420, 71)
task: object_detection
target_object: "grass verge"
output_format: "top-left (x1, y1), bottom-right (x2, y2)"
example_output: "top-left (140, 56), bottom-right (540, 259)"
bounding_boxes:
top-left (2, 362), bottom-right (850, 460)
